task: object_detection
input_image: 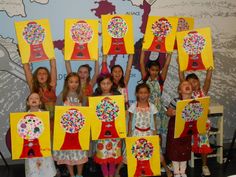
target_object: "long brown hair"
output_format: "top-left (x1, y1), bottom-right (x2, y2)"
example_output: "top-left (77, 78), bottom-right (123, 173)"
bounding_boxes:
top-left (32, 67), bottom-right (52, 93)
top-left (62, 72), bottom-right (82, 102)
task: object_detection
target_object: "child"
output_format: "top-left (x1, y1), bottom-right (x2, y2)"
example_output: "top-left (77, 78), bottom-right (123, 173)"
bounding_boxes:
top-left (54, 73), bottom-right (87, 177)
top-left (65, 60), bottom-right (99, 98)
top-left (93, 73), bottom-right (122, 177)
top-left (179, 67), bottom-right (213, 176)
top-left (23, 60), bottom-right (57, 137)
top-left (140, 51), bottom-right (172, 135)
top-left (25, 92), bottom-right (56, 177)
top-left (128, 83), bottom-right (173, 177)
top-left (166, 81), bottom-right (193, 177)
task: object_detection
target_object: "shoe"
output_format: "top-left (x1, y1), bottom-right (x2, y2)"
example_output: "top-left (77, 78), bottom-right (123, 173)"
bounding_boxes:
top-left (174, 174), bottom-right (181, 177)
top-left (75, 175), bottom-right (83, 177)
top-left (181, 174), bottom-right (187, 177)
top-left (202, 166), bottom-right (211, 176)
top-left (161, 167), bottom-right (166, 172)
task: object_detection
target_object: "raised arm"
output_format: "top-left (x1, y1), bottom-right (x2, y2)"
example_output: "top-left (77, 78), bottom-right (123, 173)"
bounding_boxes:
top-left (160, 52), bottom-right (172, 81)
top-left (140, 50), bottom-right (147, 79)
top-left (124, 54), bottom-right (133, 85)
top-left (177, 55), bottom-right (185, 82)
top-left (90, 60), bottom-right (99, 87)
top-left (50, 59), bottom-right (57, 89)
top-left (65, 60), bottom-right (72, 74)
top-left (23, 63), bottom-right (33, 91)
top-left (203, 67), bottom-right (213, 95)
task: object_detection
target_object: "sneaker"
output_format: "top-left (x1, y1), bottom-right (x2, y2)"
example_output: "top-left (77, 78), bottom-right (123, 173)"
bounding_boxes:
top-left (181, 174), bottom-right (187, 177)
top-left (174, 174), bottom-right (181, 177)
top-left (202, 166), bottom-right (211, 176)
top-left (75, 175), bottom-right (83, 177)
top-left (161, 167), bottom-right (166, 172)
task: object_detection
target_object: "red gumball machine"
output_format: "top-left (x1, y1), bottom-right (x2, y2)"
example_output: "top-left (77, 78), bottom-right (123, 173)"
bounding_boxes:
top-left (96, 97), bottom-right (120, 139)
top-left (23, 22), bottom-right (48, 62)
top-left (180, 100), bottom-right (203, 137)
top-left (132, 138), bottom-right (154, 177)
top-left (17, 114), bottom-right (44, 158)
top-left (60, 108), bottom-right (85, 150)
top-left (183, 31), bottom-right (206, 71)
top-left (148, 18), bottom-right (172, 53)
top-left (107, 16), bottom-right (128, 54)
top-left (70, 20), bottom-right (93, 60)
top-left (174, 18), bottom-right (190, 50)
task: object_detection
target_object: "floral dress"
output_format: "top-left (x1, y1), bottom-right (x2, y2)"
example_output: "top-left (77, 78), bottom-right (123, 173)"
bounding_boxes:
top-left (53, 92), bottom-right (88, 165)
top-left (146, 77), bottom-right (168, 134)
top-left (192, 90), bottom-right (212, 154)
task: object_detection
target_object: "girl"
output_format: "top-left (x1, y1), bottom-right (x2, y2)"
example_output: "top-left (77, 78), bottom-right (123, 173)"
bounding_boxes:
top-left (140, 51), bottom-right (172, 135)
top-left (54, 73), bottom-right (87, 177)
top-left (93, 73), bottom-right (122, 177)
top-left (23, 60), bottom-right (57, 136)
top-left (179, 67), bottom-right (213, 176)
top-left (166, 81), bottom-right (193, 177)
top-left (65, 59), bottom-right (99, 98)
top-left (128, 83), bottom-right (173, 177)
top-left (25, 92), bottom-right (56, 177)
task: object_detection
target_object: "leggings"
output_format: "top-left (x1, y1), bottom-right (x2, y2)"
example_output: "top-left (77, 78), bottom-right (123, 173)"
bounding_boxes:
top-left (101, 162), bottom-right (116, 176)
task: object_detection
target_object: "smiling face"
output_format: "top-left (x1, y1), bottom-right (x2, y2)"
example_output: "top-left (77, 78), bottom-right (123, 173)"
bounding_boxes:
top-left (78, 66), bottom-right (90, 83)
top-left (111, 66), bottom-right (123, 84)
top-left (68, 76), bottom-right (80, 92)
top-left (187, 78), bottom-right (200, 91)
top-left (27, 93), bottom-right (41, 109)
top-left (36, 68), bottom-right (49, 85)
top-left (100, 78), bottom-right (113, 95)
top-left (136, 87), bottom-right (150, 103)
top-left (148, 65), bottom-right (160, 79)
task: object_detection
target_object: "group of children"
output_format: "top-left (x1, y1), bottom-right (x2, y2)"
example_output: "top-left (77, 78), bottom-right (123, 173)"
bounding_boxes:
top-left (21, 48), bottom-right (212, 177)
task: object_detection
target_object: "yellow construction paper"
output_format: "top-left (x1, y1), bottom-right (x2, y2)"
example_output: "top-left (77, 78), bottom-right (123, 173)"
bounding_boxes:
top-left (10, 112), bottom-right (51, 160)
top-left (53, 106), bottom-right (91, 150)
top-left (64, 19), bottom-right (99, 60)
top-left (102, 15), bottom-right (134, 55)
top-left (174, 97), bottom-right (210, 139)
top-left (142, 16), bottom-right (178, 53)
top-left (177, 27), bottom-right (214, 71)
top-left (126, 136), bottom-right (161, 177)
top-left (88, 95), bottom-right (126, 140)
top-left (15, 19), bottom-right (55, 64)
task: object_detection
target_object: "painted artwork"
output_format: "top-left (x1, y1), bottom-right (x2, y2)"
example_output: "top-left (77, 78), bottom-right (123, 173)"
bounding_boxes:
top-left (15, 19), bottom-right (55, 64)
top-left (177, 27), bottom-right (214, 71)
top-left (126, 136), bottom-right (161, 177)
top-left (174, 97), bottom-right (210, 138)
top-left (64, 19), bottom-right (98, 60)
top-left (174, 17), bottom-right (194, 49)
top-left (10, 112), bottom-right (51, 160)
top-left (102, 15), bottom-right (134, 55)
top-left (89, 95), bottom-right (126, 140)
top-left (53, 106), bottom-right (91, 150)
top-left (142, 16), bottom-right (178, 53)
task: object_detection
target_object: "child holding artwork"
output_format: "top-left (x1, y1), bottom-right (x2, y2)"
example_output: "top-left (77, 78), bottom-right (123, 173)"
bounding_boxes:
top-left (54, 72), bottom-right (87, 177)
top-left (179, 67), bottom-right (213, 176)
top-left (25, 92), bottom-right (56, 177)
top-left (140, 51), bottom-right (172, 135)
top-left (166, 81), bottom-right (193, 177)
top-left (93, 70), bottom-right (122, 177)
top-left (128, 83), bottom-right (173, 177)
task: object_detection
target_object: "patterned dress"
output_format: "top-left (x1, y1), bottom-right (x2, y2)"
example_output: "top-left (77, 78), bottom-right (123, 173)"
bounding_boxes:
top-left (146, 77), bottom-right (168, 134)
top-left (53, 92), bottom-right (88, 165)
top-left (25, 109), bottom-right (56, 177)
top-left (192, 90), bottom-right (212, 154)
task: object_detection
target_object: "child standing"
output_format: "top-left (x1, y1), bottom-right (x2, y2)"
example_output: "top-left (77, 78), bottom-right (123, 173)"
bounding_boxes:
top-left (93, 73), bottom-right (122, 177)
top-left (128, 83), bottom-right (173, 177)
top-left (166, 81), bottom-right (193, 177)
top-left (25, 92), bottom-right (56, 177)
top-left (140, 51), bottom-right (172, 135)
top-left (54, 73), bottom-right (87, 177)
top-left (179, 67), bottom-right (213, 176)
